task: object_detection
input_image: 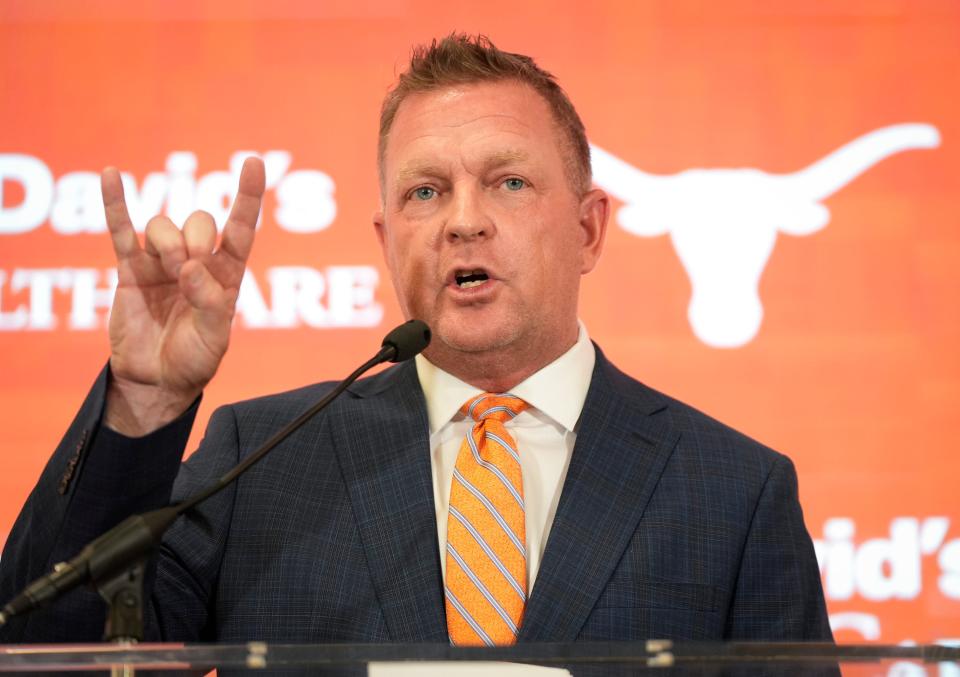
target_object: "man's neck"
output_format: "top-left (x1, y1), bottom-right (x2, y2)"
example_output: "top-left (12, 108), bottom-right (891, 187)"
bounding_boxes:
top-left (422, 330), bottom-right (579, 393)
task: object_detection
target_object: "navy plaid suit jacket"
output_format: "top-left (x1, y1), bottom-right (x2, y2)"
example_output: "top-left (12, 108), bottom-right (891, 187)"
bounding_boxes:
top-left (0, 347), bottom-right (832, 643)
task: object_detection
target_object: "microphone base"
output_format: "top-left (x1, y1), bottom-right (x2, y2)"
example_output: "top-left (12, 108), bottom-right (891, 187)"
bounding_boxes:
top-left (97, 557), bottom-right (147, 643)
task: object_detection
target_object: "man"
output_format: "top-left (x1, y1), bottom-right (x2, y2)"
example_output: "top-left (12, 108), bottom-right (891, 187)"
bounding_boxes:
top-left (0, 35), bottom-right (831, 645)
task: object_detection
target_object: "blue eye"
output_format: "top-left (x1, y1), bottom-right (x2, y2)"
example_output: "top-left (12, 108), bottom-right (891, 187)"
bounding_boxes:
top-left (503, 178), bottom-right (525, 191)
top-left (413, 186), bottom-right (436, 200)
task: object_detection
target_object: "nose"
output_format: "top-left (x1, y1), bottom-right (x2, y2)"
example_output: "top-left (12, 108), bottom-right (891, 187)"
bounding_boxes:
top-left (443, 186), bottom-right (495, 242)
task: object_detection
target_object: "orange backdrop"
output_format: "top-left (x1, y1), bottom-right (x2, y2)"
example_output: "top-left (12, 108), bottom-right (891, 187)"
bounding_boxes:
top-left (1, 0), bottom-right (958, 644)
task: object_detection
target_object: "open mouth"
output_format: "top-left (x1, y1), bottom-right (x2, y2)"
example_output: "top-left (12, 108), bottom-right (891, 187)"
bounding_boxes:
top-left (454, 269), bottom-right (490, 289)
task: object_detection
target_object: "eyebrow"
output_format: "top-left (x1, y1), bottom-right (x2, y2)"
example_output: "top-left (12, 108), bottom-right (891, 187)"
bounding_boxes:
top-left (395, 149), bottom-right (531, 184)
top-left (396, 162), bottom-right (447, 184)
top-left (481, 149), bottom-right (530, 170)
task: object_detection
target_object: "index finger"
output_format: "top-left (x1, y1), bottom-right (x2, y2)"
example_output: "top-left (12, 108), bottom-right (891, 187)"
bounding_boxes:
top-left (101, 167), bottom-right (140, 259)
top-left (217, 156), bottom-right (266, 266)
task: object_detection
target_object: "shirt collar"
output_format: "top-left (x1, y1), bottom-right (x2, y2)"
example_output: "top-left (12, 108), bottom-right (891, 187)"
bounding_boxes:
top-left (415, 323), bottom-right (596, 434)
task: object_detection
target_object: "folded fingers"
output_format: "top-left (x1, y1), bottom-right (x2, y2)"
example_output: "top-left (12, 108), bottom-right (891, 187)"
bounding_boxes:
top-left (145, 215), bottom-right (188, 280)
top-left (179, 259), bottom-right (233, 340)
top-left (183, 210), bottom-right (217, 259)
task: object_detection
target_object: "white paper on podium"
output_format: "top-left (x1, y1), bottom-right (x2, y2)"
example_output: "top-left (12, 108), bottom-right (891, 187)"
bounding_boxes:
top-left (368, 661), bottom-right (571, 676)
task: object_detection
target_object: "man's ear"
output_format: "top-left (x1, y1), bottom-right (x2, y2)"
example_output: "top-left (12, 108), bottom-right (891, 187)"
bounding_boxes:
top-left (372, 210), bottom-right (387, 251)
top-left (578, 188), bottom-right (609, 274)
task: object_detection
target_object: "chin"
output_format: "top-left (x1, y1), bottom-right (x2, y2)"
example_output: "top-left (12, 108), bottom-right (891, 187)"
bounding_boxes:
top-left (433, 316), bottom-right (521, 355)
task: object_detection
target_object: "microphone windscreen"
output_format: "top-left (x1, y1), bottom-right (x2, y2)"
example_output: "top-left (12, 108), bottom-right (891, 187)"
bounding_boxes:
top-left (381, 320), bottom-right (431, 362)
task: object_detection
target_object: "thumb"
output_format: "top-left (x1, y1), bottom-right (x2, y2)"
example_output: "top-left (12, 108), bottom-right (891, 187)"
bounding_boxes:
top-left (180, 259), bottom-right (234, 340)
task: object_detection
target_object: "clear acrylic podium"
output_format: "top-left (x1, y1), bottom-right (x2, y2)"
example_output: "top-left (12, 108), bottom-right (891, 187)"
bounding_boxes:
top-left (0, 642), bottom-right (956, 675)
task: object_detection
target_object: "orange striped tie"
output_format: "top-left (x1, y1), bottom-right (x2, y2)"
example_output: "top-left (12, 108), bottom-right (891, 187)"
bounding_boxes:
top-left (445, 392), bottom-right (530, 646)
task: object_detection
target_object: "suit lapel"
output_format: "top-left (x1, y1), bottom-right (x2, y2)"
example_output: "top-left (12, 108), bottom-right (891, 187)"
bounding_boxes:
top-left (518, 352), bottom-right (680, 642)
top-left (331, 362), bottom-right (448, 642)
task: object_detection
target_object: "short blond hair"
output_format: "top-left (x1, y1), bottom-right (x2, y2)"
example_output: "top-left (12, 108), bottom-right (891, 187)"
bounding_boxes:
top-left (378, 33), bottom-right (591, 194)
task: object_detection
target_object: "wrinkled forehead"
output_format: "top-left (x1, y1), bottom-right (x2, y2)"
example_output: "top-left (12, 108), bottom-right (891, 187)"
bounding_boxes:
top-left (379, 81), bottom-right (567, 195)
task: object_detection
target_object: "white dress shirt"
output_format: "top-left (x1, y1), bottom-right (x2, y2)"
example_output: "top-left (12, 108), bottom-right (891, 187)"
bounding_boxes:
top-left (415, 324), bottom-right (596, 593)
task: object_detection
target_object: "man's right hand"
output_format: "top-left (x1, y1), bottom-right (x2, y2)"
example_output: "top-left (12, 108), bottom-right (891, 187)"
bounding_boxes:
top-left (101, 157), bottom-right (266, 437)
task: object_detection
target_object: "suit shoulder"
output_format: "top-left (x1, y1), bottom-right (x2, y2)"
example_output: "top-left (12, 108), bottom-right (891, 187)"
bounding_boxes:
top-left (218, 361), bottom-right (412, 428)
top-left (600, 355), bottom-right (790, 478)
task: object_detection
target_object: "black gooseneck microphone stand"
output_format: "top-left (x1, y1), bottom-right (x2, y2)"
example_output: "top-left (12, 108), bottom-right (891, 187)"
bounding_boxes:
top-left (0, 319), bottom-right (431, 647)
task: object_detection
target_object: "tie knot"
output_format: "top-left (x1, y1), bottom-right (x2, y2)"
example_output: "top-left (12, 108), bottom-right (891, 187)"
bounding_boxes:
top-left (461, 393), bottom-right (529, 423)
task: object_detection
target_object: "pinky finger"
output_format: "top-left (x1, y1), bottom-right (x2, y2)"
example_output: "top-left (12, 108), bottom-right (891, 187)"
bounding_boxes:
top-left (101, 168), bottom-right (140, 259)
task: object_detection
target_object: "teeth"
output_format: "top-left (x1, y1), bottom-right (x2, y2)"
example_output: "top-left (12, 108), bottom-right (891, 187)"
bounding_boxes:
top-left (454, 269), bottom-right (489, 288)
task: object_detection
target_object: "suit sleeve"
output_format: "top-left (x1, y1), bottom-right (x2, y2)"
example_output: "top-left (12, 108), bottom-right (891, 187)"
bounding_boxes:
top-left (723, 454), bottom-right (833, 640)
top-left (0, 365), bottom-right (231, 643)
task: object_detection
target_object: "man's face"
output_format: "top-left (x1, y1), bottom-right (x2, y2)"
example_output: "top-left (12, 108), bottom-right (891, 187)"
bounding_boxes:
top-left (374, 80), bottom-right (607, 377)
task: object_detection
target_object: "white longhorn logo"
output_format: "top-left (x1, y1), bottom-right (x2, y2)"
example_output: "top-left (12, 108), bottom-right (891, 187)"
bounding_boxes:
top-left (591, 124), bottom-right (940, 348)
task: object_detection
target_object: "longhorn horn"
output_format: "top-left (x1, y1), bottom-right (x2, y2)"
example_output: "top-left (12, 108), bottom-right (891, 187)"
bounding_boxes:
top-left (589, 144), bottom-right (661, 202)
top-left (787, 123), bottom-right (940, 201)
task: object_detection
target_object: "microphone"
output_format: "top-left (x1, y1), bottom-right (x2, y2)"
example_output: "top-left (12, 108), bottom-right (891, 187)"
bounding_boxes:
top-left (0, 320), bottom-right (431, 627)
top-left (380, 319), bottom-right (432, 363)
